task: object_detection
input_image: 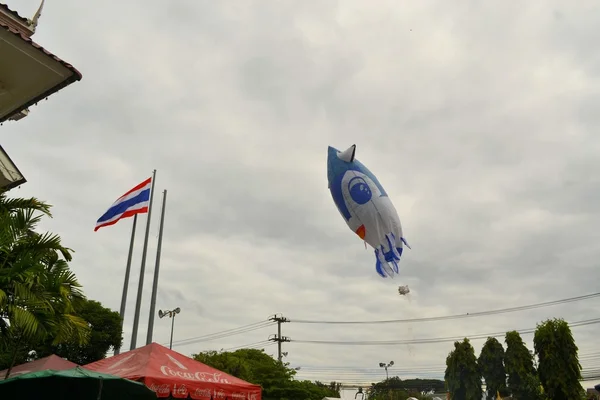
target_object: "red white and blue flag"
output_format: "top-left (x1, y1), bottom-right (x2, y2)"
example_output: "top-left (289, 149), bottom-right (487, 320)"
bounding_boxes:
top-left (94, 177), bottom-right (152, 231)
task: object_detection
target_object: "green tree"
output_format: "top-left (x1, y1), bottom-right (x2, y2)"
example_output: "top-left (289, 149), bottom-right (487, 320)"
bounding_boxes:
top-left (445, 338), bottom-right (482, 400)
top-left (504, 330), bottom-right (542, 400)
top-left (368, 377), bottom-right (436, 399)
top-left (32, 299), bottom-right (122, 365)
top-left (369, 377), bottom-right (408, 400)
top-left (478, 337), bottom-right (507, 400)
top-left (315, 380), bottom-right (342, 396)
top-left (193, 348), bottom-right (338, 400)
top-left (402, 378), bottom-right (445, 394)
top-left (0, 193), bottom-right (90, 377)
top-left (534, 318), bottom-right (584, 400)
top-left (273, 379), bottom-right (340, 399)
top-left (193, 349), bottom-right (257, 382)
top-left (0, 299), bottom-right (122, 370)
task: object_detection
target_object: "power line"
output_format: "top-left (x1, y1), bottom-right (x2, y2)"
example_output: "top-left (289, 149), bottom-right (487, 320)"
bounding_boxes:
top-left (147, 291), bottom-right (600, 349)
top-left (295, 365), bottom-right (600, 379)
top-left (295, 358), bottom-right (600, 374)
top-left (268, 314), bottom-right (290, 362)
top-left (294, 365), bottom-right (600, 381)
top-left (167, 320), bottom-right (275, 348)
top-left (291, 352), bottom-right (600, 382)
top-left (290, 317), bottom-right (600, 346)
top-left (295, 361), bottom-right (600, 375)
top-left (168, 323), bottom-right (274, 347)
top-left (223, 340), bottom-right (276, 352)
top-left (289, 292), bottom-right (600, 325)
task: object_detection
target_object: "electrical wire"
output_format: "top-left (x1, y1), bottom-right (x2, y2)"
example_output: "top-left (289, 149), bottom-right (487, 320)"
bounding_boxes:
top-left (289, 292), bottom-right (600, 324)
top-left (167, 320), bottom-right (275, 348)
top-left (295, 362), bottom-right (600, 375)
top-left (292, 353), bottom-right (600, 382)
top-left (290, 317), bottom-right (600, 346)
top-left (170, 320), bottom-right (272, 344)
top-left (155, 291), bottom-right (600, 348)
top-left (294, 366), bottom-right (600, 384)
top-left (223, 341), bottom-right (275, 352)
top-left (295, 368), bottom-right (600, 379)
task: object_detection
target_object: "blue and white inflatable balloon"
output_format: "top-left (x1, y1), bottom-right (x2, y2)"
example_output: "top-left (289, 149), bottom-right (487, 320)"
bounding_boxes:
top-left (327, 144), bottom-right (411, 278)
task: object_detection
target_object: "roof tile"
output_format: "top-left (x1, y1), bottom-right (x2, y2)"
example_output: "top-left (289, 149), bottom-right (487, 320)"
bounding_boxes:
top-left (0, 20), bottom-right (82, 81)
top-left (0, 3), bottom-right (30, 25)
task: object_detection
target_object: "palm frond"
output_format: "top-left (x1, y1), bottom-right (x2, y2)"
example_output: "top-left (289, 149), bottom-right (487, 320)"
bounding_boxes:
top-left (0, 192), bottom-right (85, 348)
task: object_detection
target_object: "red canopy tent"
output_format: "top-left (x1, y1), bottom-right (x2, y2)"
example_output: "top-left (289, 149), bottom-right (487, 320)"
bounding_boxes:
top-left (0, 354), bottom-right (78, 380)
top-left (84, 342), bottom-right (261, 399)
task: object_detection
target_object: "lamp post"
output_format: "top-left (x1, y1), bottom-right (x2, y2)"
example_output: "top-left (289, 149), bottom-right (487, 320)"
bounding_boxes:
top-left (158, 307), bottom-right (181, 349)
top-left (379, 361), bottom-right (394, 380)
top-left (355, 387), bottom-right (364, 399)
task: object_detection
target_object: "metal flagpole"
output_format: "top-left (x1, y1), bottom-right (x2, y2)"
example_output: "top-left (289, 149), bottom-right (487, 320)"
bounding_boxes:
top-left (169, 312), bottom-right (175, 350)
top-left (114, 214), bottom-right (138, 355)
top-left (130, 169), bottom-right (157, 350)
top-left (146, 189), bottom-right (167, 345)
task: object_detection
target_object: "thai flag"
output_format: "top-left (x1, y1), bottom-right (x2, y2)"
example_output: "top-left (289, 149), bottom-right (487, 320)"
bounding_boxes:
top-left (94, 177), bottom-right (152, 231)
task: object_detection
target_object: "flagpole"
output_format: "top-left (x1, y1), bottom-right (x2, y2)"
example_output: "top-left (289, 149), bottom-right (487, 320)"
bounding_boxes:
top-left (146, 189), bottom-right (167, 345)
top-left (130, 169), bottom-right (157, 350)
top-left (114, 214), bottom-right (138, 356)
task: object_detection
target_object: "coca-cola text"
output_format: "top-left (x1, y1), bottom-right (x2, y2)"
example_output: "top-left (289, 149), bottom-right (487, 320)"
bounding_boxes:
top-left (160, 366), bottom-right (231, 383)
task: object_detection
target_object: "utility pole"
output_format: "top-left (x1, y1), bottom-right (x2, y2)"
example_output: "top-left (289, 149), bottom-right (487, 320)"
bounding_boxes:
top-left (268, 314), bottom-right (290, 362)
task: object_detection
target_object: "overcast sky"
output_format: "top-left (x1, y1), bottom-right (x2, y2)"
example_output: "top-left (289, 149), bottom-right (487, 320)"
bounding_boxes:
top-left (4, 0), bottom-right (600, 389)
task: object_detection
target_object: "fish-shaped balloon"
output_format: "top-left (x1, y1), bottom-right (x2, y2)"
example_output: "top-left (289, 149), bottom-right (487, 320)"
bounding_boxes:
top-left (327, 144), bottom-right (410, 278)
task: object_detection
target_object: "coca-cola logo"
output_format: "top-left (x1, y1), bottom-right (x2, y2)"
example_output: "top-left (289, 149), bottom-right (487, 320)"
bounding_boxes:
top-left (160, 366), bottom-right (231, 383)
top-left (106, 354), bottom-right (138, 376)
top-left (173, 383), bottom-right (188, 396)
top-left (149, 383), bottom-right (171, 395)
top-left (193, 388), bottom-right (212, 398)
top-left (248, 394), bottom-right (258, 400)
top-left (166, 353), bottom-right (188, 370)
top-left (214, 389), bottom-right (226, 399)
top-left (231, 393), bottom-right (246, 399)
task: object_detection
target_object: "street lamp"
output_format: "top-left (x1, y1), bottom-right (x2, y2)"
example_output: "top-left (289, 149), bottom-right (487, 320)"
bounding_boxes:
top-left (158, 307), bottom-right (181, 349)
top-left (355, 387), bottom-right (364, 399)
top-left (378, 360), bottom-right (394, 379)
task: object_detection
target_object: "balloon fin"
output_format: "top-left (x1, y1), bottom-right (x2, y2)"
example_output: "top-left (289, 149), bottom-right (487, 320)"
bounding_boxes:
top-left (401, 237), bottom-right (411, 250)
top-left (375, 248), bottom-right (395, 278)
top-left (391, 259), bottom-right (399, 274)
top-left (375, 259), bottom-right (387, 278)
top-left (337, 144), bottom-right (356, 162)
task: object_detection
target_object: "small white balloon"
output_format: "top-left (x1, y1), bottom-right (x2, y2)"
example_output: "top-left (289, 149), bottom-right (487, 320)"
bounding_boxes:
top-left (398, 285), bottom-right (410, 295)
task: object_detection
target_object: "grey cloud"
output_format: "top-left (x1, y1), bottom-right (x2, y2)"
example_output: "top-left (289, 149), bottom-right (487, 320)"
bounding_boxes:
top-left (3, 0), bottom-right (600, 386)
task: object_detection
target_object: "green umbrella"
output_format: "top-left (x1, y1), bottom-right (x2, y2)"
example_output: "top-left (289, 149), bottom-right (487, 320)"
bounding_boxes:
top-left (0, 366), bottom-right (156, 400)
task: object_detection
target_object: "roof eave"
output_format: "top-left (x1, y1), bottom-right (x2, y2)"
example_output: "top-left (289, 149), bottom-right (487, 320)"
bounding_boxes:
top-left (0, 20), bottom-right (83, 123)
top-left (1, 71), bottom-right (82, 123)
top-left (0, 145), bottom-right (26, 192)
top-left (0, 3), bottom-right (32, 28)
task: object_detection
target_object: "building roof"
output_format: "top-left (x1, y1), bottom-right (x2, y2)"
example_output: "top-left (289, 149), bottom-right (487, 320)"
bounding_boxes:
top-left (0, 3), bottom-right (29, 25)
top-left (0, 144), bottom-right (26, 191)
top-left (0, 21), bottom-right (82, 79)
top-left (0, 19), bottom-right (82, 122)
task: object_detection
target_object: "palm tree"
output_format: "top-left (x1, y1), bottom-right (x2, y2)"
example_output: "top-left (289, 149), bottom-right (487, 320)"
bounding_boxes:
top-left (0, 192), bottom-right (90, 377)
